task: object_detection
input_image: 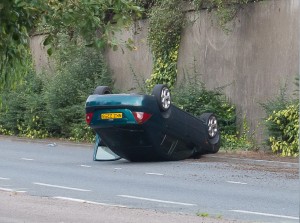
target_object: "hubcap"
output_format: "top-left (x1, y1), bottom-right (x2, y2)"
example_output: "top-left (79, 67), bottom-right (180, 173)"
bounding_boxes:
top-left (208, 116), bottom-right (218, 138)
top-left (161, 87), bottom-right (171, 110)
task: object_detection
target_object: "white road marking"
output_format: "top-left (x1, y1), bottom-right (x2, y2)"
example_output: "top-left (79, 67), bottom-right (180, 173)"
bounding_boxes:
top-left (118, 195), bottom-right (197, 206)
top-left (54, 196), bottom-right (127, 208)
top-left (145, 172), bottom-right (164, 176)
top-left (226, 181), bottom-right (247, 185)
top-left (80, 165), bottom-right (91, 168)
top-left (0, 177), bottom-right (10, 180)
top-left (114, 168), bottom-right (122, 170)
top-left (21, 158), bottom-right (34, 161)
top-left (33, 182), bottom-right (91, 192)
top-left (229, 210), bottom-right (299, 220)
top-left (0, 187), bottom-right (26, 193)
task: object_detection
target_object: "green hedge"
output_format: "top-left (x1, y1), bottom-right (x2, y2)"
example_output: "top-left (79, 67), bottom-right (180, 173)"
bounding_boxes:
top-left (172, 81), bottom-right (253, 150)
top-left (266, 103), bottom-right (299, 157)
top-left (262, 83), bottom-right (299, 157)
top-left (0, 44), bottom-right (113, 142)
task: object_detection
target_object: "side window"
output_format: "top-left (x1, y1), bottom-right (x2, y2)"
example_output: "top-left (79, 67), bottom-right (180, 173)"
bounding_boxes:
top-left (93, 134), bottom-right (121, 161)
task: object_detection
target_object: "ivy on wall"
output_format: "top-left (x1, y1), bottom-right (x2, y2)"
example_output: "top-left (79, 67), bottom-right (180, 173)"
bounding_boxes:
top-left (146, 0), bottom-right (184, 90)
top-left (143, 0), bottom-right (258, 90)
top-left (201, 0), bottom-right (257, 32)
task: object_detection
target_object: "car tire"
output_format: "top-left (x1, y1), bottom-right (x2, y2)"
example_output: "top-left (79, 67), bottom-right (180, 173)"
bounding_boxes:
top-left (152, 84), bottom-right (171, 111)
top-left (199, 113), bottom-right (220, 154)
top-left (93, 86), bottom-right (112, 95)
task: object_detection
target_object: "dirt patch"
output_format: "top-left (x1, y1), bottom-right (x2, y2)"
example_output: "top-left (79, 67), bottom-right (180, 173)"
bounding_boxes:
top-left (216, 150), bottom-right (299, 163)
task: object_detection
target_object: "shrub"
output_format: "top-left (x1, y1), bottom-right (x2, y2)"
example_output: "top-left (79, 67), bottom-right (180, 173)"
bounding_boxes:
top-left (146, 0), bottom-right (185, 89)
top-left (221, 116), bottom-right (254, 150)
top-left (43, 41), bottom-right (113, 140)
top-left (266, 104), bottom-right (299, 157)
top-left (172, 81), bottom-right (253, 150)
top-left (0, 39), bottom-right (113, 142)
top-left (0, 70), bottom-right (49, 138)
top-left (262, 83), bottom-right (299, 157)
top-left (173, 82), bottom-right (236, 135)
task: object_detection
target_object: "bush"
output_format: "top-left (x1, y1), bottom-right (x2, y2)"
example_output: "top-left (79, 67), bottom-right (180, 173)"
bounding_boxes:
top-left (262, 84), bottom-right (299, 157)
top-left (172, 81), bottom-right (253, 150)
top-left (43, 42), bottom-right (113, 140)
top-left (173, 82), bottom-right (236, 135)
top-left (266, 104), bottom-right (299, 157)
top-left (0, 70), bottom-right (49, 138)
top-left (0, 40), bottom-right (113, 142)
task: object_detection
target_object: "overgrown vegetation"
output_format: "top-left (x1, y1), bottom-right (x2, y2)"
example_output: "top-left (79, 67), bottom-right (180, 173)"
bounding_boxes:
top-left (0, 39), bottom-right (113, 142)
top-left (0, 0), bottom-right (142, 89)
top-left (146, 0), bottom-right (184, 89)
top-left (261, 85), bottom-right (299, 157)
top-left (195, 0), bottom-right (257, 32)
top-left (172, 79), bottom-right (254, 150)
top-left (0, 0), bottom-right (273, 154)
top-left (145, 0), bottom-right (257, 91)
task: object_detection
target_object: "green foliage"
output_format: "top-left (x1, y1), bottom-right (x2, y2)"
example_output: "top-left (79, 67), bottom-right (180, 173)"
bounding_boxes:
top-left (262, 84), bottom-right (299, 157)
top-left (196, 212), bottom-right (209, 217)
top-left (146, 48), bottom-right (179, 89)
top-left (222, 116), bottom-right (254, 150)
top-left (0, 0), bottom-right (39, 89)
top-left (194, 0), bottom-right (256, 32)
top-left (134, 0), bottom-right (157, 15)
top-left (145, 0), bottom-right (254, 90)
top-left (0, 70), bottom-right (49, 139)
top-left (172, 79), bottom-right (254, 150)
top-left (43, 40), bottom-right (113, 140)
top-left (172, 80), bottom-right (247, 148)
top-left (69, 122), bottom-right (95, 143)
top-left (146, 0), bottom-right (185, 89)
top-left (0, 0), bottom-right (142, 89)
top-left (0, 41), bottom-right (113, 142)
top-left (266, 104), bottom-right (299, 157)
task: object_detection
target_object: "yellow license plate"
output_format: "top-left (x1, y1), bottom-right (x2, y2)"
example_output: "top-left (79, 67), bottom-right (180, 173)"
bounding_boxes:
top-left (101, 113), bottom-right (123, 120)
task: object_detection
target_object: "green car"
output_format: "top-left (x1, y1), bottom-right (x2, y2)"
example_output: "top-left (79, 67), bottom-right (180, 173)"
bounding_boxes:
top-left (85, 84), bottom-right (220, 162)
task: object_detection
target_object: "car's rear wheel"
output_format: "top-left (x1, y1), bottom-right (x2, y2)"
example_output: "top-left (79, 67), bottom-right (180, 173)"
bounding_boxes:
top-left (152, 84), bottom-right (171, 111)
top-left (199, 113), bottom-right (220, 154)
top-left (94, 86), bottom-right (112, 95)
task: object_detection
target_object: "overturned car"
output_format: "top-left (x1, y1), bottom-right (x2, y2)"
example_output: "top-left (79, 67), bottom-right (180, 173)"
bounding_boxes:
top-left (85, 84), bottom-right (220, 162)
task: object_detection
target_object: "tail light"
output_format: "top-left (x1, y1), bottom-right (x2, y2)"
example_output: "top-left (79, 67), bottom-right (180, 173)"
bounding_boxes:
top-left (86, 112), bottom-right (94, 125)
top-left (132, 112), bottom-right (152, 124)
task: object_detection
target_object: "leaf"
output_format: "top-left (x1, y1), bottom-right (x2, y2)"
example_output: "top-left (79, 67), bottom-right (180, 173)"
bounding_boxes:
top-left (43, 35), bottom-right (53, 46)
top-left (47, 48), bottom-right (53, 56)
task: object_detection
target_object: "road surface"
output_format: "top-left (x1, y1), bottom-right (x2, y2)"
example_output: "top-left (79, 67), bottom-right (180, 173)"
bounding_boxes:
top-left (0, 136), bottom-right (298, 222)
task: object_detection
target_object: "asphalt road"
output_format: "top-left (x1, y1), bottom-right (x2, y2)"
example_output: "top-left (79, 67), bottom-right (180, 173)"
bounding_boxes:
top-left (0, 136), bottom-right (299, 223)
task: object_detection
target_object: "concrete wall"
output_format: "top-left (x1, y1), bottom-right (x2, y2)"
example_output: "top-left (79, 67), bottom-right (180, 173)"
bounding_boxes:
top-left (30, 35), bottom-right (54, 73)
top-left (104, 20), bottom-right (153, 92)
top-left (176, 0), bottom-right (299, 143)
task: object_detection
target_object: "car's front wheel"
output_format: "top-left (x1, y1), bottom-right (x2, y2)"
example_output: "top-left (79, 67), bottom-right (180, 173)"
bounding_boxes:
top-left (152, 84), bottom-right (171, 111)
top-left (93, 86), bottom-right (112, 95)
top-left (199, 113), bottom-right (220, 154)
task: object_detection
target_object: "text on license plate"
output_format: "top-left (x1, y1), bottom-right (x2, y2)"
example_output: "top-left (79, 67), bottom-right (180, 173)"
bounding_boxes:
top-left (101, 113), bottom-right (123, 119)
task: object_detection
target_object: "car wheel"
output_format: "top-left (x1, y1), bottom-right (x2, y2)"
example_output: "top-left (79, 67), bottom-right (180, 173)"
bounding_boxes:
top-left (152, 84), bottom-right (171, 111)
top-left (93, 86), bottom-right (112, 95)
top-left (199, 113), bottom-right (220, 153)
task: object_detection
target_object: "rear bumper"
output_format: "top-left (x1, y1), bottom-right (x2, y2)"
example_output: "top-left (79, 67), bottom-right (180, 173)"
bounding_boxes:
top-left (94, 124), bottom-right (166, 161)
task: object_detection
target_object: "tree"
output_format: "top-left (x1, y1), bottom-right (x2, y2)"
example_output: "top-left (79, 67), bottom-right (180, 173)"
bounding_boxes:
top-left (0, 0), bottom-right (142, 89)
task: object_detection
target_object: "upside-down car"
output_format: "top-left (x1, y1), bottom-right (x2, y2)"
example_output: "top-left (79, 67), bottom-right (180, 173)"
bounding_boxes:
top-left (85, 84), bottom-right (220, 162)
